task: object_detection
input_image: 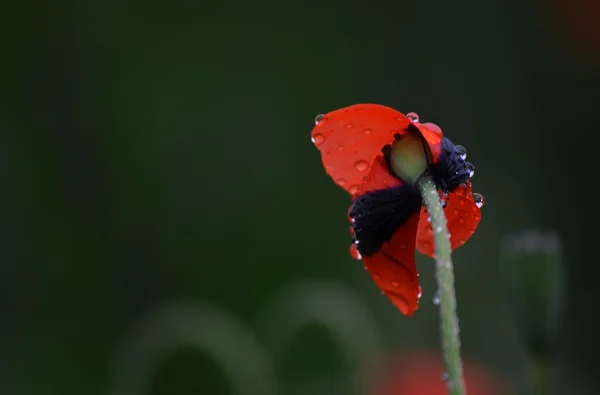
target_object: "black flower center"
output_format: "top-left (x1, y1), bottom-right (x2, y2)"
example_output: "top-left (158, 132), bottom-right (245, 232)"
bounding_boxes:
top-left (349, 135), bottom-right (473, 257)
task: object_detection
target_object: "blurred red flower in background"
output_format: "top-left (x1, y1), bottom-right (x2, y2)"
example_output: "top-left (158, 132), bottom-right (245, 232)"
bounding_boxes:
top-left (546, 0), bottom-right (600, 59)
top-left (363, 351), bottom-right (507, 395)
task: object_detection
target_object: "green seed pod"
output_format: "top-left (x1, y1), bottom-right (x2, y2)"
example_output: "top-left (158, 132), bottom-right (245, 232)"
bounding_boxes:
top-left (500, 230), bottom-right (566, 361)
top-left (388, 130), bottom-right (432, 185)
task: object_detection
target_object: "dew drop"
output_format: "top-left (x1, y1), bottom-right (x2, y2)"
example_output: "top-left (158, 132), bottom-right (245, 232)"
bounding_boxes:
top-left (355, 160), bottom-right (369, 171)
top-left (349, 244), bottom-right (362, 260)
top-left (473, 193), bottom-right (484, 208)
top-left (418, 286), bottom-right (423, 299)
top-left (373, 274), bottom-right (381, 280)
top-left (455, 145), bottom-right (467, 161)
top-left (346, 123), bottom-right (353, 129)
top-left (459, 217), bottom-right (465, 224)
top-left (433, 290), bottom-right (440, 305)
top-left (392, 281), bottom-right (400, 287)
top-left (441, 372), bottom-right (450, 381)
top-left (406, 112), bottom-right (420, 122)
top-left (452, 209), bottom-right (460, 215)
top-left (314, 113), bottom-right (325, 125)
top-left (427, 216), bottom-right (431, 223)
top-left (435, 226), bottom-right (442, 232)
top-left (349, 185), bottom-right (360, 194)
top-left (465, 162), bottom-right (475, 178)
top-left (363, 128), bottom-right (372, 135)
top-left (334, 143), bottom-right (344, 150)
top-left (312, 133), bottom-right (325, 145)
top-left (337, 178), bottom-right (346, 185)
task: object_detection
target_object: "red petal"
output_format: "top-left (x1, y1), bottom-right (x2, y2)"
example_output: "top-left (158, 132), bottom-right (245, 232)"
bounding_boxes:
top-left (311, 104), bottom-right (411, 196)
top-left (416, 122), bottom-right (443, 163)
top-left (362, 213), bottom-right (421, 316)
top-left (360, 154), bottom-right (402, 194)
top-left (416, 182), bottom-right (482, 257)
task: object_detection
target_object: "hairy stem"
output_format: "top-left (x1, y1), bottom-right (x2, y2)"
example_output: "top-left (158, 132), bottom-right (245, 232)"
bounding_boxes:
top-left (417, 176), bottom-right (466, 395)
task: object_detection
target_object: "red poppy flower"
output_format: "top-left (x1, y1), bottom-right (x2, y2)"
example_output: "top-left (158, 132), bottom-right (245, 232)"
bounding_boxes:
top-left (363, 351), bottom-right (507, 395)
top-left (311, 104), bottom-right (484, 316)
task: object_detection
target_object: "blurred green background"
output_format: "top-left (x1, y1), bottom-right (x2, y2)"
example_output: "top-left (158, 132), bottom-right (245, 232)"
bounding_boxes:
top-left (2, 0), bottom-right (600, 394)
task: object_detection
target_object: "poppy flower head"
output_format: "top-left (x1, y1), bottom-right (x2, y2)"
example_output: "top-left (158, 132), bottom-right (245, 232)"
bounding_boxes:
top-left (311, 104), bottom-right (484, 316)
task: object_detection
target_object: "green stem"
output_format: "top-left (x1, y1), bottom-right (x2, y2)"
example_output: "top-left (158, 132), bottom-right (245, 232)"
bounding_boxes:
top-left (532, 357), bottom-right (549, 395)
top-left (417, 176), bottom-right (466, 395)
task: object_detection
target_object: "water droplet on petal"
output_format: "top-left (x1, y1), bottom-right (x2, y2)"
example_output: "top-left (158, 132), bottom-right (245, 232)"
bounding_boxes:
top-left (314, 113), bottom-right (326, 125)
top-left (337, 178), bottom-right (346, 185)
top-left (313, 133), bottom-right (325, 145)
top-left (355, 160), bottom-right (369, 171)
top-left (417, 286), bottom-right (423, 299)
top-left (452, 209), bottom-right (460, 215)
top-left (349, 244), bottom-right (362, 260)
top-left (406, 112), bottom-right (420, 122)
top-left (349, 185), bottom-right (360, 194)
top-left (465, 162), bottom-right (475, 178)
top-left (346, 123), bottom-right (353, 129)
top-left (459, 217), bottom-right (465, 224)
top-left (455, 145), bottom-right (467, 161)
top-left (392, 281), bottom-right (400, 287)
top-left (363, 128), bottom-right (372, 135)
top-left (433, 290), bottom-right (440, 305)
top-left (372, 274), bottom-right (381, 280)
top-left (473, 193), bottom-right (484, 208)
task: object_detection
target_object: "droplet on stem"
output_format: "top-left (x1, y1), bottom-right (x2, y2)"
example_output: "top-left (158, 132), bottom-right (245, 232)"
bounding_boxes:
top-left (433, 290), bottom-right (440, 305)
